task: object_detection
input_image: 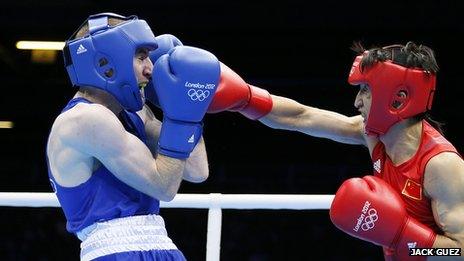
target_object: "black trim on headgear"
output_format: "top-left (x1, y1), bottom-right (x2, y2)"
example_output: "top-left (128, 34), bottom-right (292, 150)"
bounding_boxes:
top-left (382, 45), bottom-right (409, 67)
top-left (390, 48), bottom-right (409, 67)
top-left (63, 45), bottom-right (72, 67)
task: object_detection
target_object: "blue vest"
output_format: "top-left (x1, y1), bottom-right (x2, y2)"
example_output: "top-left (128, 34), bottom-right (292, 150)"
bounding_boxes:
top-left (47, 97), bottom-right (160, 234)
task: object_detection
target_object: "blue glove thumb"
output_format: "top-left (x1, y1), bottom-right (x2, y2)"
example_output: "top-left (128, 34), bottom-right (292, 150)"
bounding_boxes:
top-left (145, 34), bottom-right (183, 107)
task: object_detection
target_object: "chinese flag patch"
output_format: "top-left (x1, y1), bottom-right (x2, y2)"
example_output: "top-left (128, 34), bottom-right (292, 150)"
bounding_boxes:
top-left (401, 179), bottom-right (422, 200)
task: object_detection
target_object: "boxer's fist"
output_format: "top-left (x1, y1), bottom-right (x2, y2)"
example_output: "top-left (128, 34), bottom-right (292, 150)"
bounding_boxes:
top-left (207, 63), bottom-right (273, 120)
top-left (145, 34), bottom-right (183, 107)
top-left (330, 176), bottom-right (436, 259)
top-left (150, 34), bottom-right (183, 63)
top-left (154, 46), bottom-right (220, 158)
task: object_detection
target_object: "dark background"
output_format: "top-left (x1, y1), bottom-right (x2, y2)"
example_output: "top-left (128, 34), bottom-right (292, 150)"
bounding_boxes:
top-left (0, 0), bottom-right (463, 260)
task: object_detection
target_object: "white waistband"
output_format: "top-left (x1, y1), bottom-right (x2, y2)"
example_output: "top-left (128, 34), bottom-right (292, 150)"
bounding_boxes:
top-left (78, 215), bottom-right (178, 261)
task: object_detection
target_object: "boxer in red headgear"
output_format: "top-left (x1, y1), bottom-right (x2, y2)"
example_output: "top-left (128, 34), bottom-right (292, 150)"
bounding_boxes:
top-left (207, 41), bottom-right (464, 260)
top-left (347, 46), bottom-right (436, 135)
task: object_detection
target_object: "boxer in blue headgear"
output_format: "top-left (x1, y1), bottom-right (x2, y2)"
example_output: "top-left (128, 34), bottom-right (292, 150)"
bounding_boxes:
top-left (47, 12), bottom-right (221, 260)
top-left (63, 13), bottom-right (157, 112)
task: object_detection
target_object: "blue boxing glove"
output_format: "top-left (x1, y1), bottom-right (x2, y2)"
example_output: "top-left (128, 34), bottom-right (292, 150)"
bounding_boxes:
top-left (155, 46), bottom-right (220, 158)
top-left (151, 34), bottom-right (183, 62)
top-left (145, 34), bottom-right (183, 107)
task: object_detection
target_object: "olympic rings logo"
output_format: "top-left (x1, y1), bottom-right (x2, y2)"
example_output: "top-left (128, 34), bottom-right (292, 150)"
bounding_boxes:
top-left (188, 89), bottom-right (210, 101)
top-left (361, 208), bottom-right (378, 231)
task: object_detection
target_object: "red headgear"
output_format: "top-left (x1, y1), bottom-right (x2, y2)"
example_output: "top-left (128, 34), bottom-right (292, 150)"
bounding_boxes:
top-left (348, 49), bottom-right (436, 135)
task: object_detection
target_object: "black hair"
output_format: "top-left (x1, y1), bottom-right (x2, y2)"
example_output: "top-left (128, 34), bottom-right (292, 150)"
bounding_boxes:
top-left (351, 41), bottom-right (439, 74)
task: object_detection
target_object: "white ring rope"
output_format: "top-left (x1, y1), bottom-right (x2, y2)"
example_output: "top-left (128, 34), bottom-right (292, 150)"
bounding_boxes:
top-left (0, 192), bottom-right (334, 209)
top-left (0, 192), bottom-right (334, 261)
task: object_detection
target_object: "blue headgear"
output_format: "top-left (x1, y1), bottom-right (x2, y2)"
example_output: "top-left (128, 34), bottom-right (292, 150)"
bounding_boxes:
top-left (63, 13), bottom-right (158, 111)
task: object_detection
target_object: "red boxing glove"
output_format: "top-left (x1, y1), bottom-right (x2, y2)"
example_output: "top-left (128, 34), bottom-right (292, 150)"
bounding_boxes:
top-left (207, 63), bottom-right (273, 120)
top-left (330, 176), bottom-right (436, 260)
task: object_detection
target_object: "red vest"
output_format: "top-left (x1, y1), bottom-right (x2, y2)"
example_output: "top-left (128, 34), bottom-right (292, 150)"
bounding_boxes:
top-left (371, 120), bottom-right (459, 234)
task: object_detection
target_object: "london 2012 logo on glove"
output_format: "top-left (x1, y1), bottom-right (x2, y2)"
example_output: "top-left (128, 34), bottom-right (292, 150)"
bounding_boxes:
top-left (353, 200), bottom-right (379, 232)
top-left (184, 81), bottom-right (216, 102)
